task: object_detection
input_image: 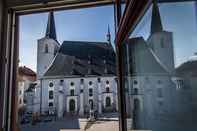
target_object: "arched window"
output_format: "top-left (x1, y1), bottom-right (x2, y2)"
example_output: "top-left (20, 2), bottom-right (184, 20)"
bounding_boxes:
top-left (70, 89), bottom-right (74, 96)
top-left (49, 102), bottom-right (53, 107)
top-left (134, 80), bottom-right (138, 85)
top-left (60, 80), bottom-right (64, 85)
top-left (45, 44), bottom-right (49, 53)
top-left (89, 81), bottom-right (92, 85)
top-left (89, 88), bottom-right (93, 96)
top-left (49, 90), bottom-right (53, 99)
top-left (97, 78), bottom-right (101, 83)
top-left (106, 97), bottom-right (111, 107)
top-left (80, 79), bottom-right (84, 84)
top-left (134, 88), bottom-right (138, 95)
top-left (106, 80), bottom-right (109, 84)
top-left (106, 87), bottom-right (110, 93)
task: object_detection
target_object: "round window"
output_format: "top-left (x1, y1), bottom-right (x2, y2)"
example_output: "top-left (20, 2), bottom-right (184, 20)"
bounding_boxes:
top-left (49, 82), bottom-right (54, 87)
top-left (134, 80), bottom-right (138, 85)
top-left (70, 82), bottom-right (74, 86)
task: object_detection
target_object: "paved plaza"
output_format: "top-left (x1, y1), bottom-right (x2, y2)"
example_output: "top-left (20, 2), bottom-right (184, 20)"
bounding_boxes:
top-left (20, 117), bottom-right (119, 131)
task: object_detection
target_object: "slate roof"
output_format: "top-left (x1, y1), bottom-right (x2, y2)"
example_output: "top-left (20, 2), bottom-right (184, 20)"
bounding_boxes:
top-left (44, 41), bottom-right (116, 77)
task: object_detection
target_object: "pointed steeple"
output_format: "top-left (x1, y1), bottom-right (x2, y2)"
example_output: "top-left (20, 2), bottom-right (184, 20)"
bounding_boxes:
top-left (46, 11), bottom-right (57, 40)
top-left (151, 0), bottom-right (163, 34)
top-left (107, 25), bottom-right (111, 44)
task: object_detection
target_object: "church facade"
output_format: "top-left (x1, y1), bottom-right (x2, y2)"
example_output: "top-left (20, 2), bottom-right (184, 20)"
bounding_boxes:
top-left (36, 12), bottom-right (118, 118)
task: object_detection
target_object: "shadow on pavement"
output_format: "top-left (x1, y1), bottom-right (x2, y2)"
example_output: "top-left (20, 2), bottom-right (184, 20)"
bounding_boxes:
top-left (20, 116), bottom-right (80, 131)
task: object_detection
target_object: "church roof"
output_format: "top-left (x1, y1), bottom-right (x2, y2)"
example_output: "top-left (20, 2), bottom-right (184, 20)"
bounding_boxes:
top-left (45, 12), bottom-right (57, 40)
top-left (43, 41), bottom-right (116, 77)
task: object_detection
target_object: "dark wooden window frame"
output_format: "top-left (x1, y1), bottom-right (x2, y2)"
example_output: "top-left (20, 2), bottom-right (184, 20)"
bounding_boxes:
top-left (115, 0), bottom-right (151, 130)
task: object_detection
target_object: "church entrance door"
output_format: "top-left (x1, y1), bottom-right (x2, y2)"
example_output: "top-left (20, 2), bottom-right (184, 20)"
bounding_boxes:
top-left (69, 99), bottom-right (75, 112)
top-left (106, 97), bottom-right (111, 107)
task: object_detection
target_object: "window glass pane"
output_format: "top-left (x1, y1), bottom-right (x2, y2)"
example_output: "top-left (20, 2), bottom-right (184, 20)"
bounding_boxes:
top-left (122, 1), bottom-right (197, 130)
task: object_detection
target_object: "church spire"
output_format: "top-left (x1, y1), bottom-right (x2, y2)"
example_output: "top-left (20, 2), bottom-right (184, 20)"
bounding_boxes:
top-left (151, 0), bottom-right (163, 34)
top-left (107, 25), bottom-right (111, 44)
top-left (46, 11), bottom-right (57, 40)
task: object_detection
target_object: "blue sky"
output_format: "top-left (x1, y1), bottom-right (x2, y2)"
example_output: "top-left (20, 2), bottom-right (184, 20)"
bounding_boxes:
top-left (131, 1), bottom-right (197, 67)
top-left (19, 5), bottom-right (115, 71)
top-left (19, 2), bottom-right (197, 72)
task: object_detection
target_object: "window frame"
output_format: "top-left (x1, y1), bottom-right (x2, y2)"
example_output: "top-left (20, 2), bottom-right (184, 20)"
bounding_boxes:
top-left (0, 0), bottom-right (150, 131)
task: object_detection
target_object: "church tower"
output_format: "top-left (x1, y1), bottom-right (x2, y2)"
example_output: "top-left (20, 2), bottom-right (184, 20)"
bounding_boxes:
top-left (147, 1), bottom-right (175, 73)
top-left (37, 12), bottom-right (60, 79)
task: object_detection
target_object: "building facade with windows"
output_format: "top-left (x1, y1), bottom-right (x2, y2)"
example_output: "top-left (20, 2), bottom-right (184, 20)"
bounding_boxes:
top-left (36, 12), bottom-right (118, 117)
top-left (18, 66), bottom-right (37, 112)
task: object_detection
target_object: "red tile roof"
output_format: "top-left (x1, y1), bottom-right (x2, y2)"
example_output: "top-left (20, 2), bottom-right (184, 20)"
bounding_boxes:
top-left (18, 66), bottom-right (36, 77)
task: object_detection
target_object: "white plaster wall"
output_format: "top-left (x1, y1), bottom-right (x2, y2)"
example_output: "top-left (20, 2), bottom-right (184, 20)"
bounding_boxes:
top-left (40, 76), bottom-right (117, 115)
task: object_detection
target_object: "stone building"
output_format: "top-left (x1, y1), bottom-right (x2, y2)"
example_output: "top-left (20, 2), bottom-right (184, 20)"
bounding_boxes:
top-left (36, 12), bottom-right (118, 117)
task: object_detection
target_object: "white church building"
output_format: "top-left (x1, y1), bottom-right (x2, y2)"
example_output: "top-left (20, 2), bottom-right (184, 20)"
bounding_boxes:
top-left (36, 12), bottom-right (118, 118)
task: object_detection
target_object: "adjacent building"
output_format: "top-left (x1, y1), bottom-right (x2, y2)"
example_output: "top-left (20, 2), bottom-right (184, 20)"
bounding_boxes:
top-left (18, 66), bottom-right (36, 111)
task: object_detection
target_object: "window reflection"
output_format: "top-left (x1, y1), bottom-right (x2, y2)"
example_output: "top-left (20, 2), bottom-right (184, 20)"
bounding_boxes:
top-left (122, 1), bottom-right (197, 131)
